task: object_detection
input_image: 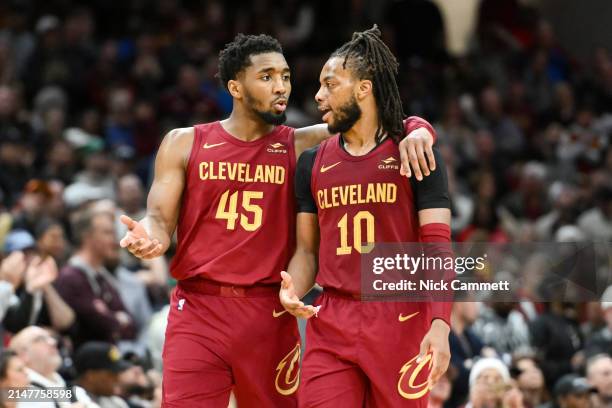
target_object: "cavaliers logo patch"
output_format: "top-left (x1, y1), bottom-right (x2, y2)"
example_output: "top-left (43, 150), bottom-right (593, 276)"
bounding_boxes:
top-left (275, 343), bottom-right (301, 395)
top-left (397, 353), bottom-right (432, 399)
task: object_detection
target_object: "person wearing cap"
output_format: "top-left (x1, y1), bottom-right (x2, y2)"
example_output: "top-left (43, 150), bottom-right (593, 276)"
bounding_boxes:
top-left (586, 354), bottom-right (612, 408)
top-left (553, 374), bottom-right (594, 408)
top-left (73, 342), bottom-right (130, 408)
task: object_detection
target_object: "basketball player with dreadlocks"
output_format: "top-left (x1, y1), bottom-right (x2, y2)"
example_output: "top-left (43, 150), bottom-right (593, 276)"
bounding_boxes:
top-left (119, 32), bottom-right (437, 407)
top-left (280, 26), bottom-right (453, 407)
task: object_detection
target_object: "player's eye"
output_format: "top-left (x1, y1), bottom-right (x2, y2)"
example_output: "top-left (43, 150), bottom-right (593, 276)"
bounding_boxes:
top-left (261, 75), bottom-right (271, 81)
top-left (283, 74), bottom-right (291, 81)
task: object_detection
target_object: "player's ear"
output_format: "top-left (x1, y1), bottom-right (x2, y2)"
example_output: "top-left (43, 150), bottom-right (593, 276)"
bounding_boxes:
top-left (227, 79), bottom-right (242, 99)
top-left (356, 79), bottom-right (372, 101)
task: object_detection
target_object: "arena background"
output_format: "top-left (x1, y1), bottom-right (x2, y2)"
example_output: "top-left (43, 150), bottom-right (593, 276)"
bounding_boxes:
top-left (0, 0), bottom-right (610, 407)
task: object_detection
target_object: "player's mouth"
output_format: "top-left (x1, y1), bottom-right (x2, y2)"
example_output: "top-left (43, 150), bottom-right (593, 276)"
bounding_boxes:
top-left (272, 99), bottom-right (287, 113)
top-left (319, 106), bottom-right (332, 122)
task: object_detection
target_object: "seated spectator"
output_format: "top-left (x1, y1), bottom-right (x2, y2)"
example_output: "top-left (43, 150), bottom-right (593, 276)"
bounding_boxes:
top-left (586, 354), bottom-right (612, 408)
top-left (0, 251), bottom-right (26, 323)
top-left (472, 302), bottom-right (531, 360)
top-left (73, 342), bottom-right (130, 408)
top-left (466, 357), bottom-right (512, 408)
top-left (34, 218), bottom-right (68, 264)
top-left (116, 354), bottom-right (155, 408)
top-left (55, 209), bottom-right (135, 347)
top-left (553, 374), bottom-right (593, 408)
top-left (0, 349), bottom-right (30, 408)
top-left (584, 287), bottom-right (612, 358)
top-left (2, 231), bottom-right (75, 334)
top-left (63, 149), bottom-right (115, 209)
top-left (9, 326), bottom-right (68, 408)
top-left (530, 302), bottom-right (583, 389)
top-left (510, 354), bottom-right (549, 407)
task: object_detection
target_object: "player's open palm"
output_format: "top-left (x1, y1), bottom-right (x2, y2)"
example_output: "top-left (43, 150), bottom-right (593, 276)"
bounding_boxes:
top-left (280, 271), bottom-right (318, 319)
top-left (418, 319), bottom-right (451, 388)
top-left (120, 215), bottom-right (164, 259)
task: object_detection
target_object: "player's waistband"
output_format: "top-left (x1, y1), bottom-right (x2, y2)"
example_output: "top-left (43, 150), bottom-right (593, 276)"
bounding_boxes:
top-left (178, 277), bottom-right (280, 298)
top-left (323, 287), bottom-right (361, 300)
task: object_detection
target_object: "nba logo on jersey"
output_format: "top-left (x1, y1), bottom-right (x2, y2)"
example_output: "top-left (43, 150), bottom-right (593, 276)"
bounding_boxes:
top-left (177, 299), bottom-right (185, 311)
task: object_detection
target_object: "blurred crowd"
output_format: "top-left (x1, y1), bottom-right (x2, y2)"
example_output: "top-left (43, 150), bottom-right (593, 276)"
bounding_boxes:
top-left (0, 0), bottom-right (610, 407)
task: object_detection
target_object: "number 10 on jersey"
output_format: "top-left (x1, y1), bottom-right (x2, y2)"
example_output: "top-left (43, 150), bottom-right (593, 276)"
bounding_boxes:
top-left (337, 211), bottom-right (375, 255)
top-left (215, 190), bottom-right (263, 231)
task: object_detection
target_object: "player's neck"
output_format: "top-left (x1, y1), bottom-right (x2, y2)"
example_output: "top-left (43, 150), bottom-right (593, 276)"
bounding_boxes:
top-left (342, 113), bottom-right (380, 156)
top-left (222, 108), bottom-right (276, 142)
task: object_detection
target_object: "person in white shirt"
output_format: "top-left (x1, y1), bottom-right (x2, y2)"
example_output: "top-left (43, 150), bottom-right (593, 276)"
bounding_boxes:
top-left (9, 326), bottom-right (88, 408)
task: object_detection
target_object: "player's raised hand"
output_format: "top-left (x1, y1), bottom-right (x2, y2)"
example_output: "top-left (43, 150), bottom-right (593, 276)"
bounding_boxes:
top-left (399, 126), bottom-right (436, 181)
top-left (119, 215), bottom-right (164, 259)
top-left (418, 318), bottom-right (451, 388)
top-left (280, 271), bottom-right (319, 319)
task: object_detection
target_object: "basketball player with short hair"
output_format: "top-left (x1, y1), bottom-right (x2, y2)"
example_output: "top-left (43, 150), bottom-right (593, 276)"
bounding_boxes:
top-left (120, 33), bottom-right (438, 407)
top-left (280, 26), bottom-right (452, 407)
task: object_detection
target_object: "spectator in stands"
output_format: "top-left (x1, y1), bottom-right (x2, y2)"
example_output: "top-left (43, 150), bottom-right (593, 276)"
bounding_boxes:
top-left (530, 302), bottom-right (584, 389)
top-left (55, 209), bottom-right (135, 347)
top-left (586, 354), bottom-right (612, 408)
top-left (0, 350), bottom-right (30, 408)
top-left (466, 357), bottom-right (512, 408)
top-left (584, 287), bottom-right (612, 358)
top-left (9, 326), bottom-right (69, 407)
top-left (553, 374), bottom-right (593, 408)
top-left (510, 354), bottom-right (550, 407)
top-left (2, 230), bottom-right (75, 334)
top-left (73, 342), bottom-right (130, 408)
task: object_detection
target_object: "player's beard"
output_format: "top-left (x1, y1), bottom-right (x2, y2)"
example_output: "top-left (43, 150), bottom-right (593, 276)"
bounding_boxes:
top-left (244, 91), bottom-right (287, 126)
top-left (328, 95), bottom-right (362, 134)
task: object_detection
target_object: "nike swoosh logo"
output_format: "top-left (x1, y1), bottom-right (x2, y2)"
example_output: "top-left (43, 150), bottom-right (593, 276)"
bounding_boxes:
top-left (273, 309), bottom-right (288, 318)
top-left (398, 312), bottom-right (419, 322)
top-left (203, 142), bottom-right (226, 149)
top-left (320, 162), bottom-right (341, 173)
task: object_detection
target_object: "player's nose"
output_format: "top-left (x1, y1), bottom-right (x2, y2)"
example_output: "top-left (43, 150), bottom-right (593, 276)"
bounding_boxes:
top-left (315, 86), bottom-right (324, 103)
top-left (273, 77), bottom-right (287, 94)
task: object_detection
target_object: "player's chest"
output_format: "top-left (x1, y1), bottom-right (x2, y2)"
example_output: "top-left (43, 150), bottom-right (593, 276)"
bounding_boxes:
top-left (189, 142), bottom-right (294, 191)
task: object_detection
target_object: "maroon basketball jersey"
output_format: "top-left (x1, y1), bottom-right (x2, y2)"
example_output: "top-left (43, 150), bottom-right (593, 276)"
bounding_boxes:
top-left (311, 136), bottom-right (419, 295)
top-left (170, 121), bottom-right (296, 285)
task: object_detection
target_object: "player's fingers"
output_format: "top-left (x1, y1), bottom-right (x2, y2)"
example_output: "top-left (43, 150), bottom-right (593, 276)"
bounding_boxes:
top-left (280, 271), bottom-right (293, 288)
top-left (120, 215), bottom-right (136, 230)
top-left (426, 140), bottom-right (436, 171)
top-left (416, 143), bottom-right (430, 177)
top-left (409, 146), bottom-right (423, 181)
top-left (139, 239), bottom-right (159, 255)
top-left (119, 235), bottom-right (133, 248)
top-left (399, 141), bottom-right (411, 177)
top-left (141, 243), bottom-right (163, 259)
top-left (417, 337), bottom-right (430, 363)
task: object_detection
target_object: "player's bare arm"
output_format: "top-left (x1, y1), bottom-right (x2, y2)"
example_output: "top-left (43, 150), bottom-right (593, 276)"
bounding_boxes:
top-left (280, 213), bottom-right (320, 319)
top-left (417, 207), bottom-right (452, 388)
top-left (120, 127), bottom-right (193, 259)
top-left (293, 117), bottom-right (437, 179)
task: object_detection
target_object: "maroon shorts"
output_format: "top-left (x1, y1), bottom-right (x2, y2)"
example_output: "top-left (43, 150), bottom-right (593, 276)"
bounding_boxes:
top-left (299, 290), bottom-right (432, 407)
top-left (162, 279), bottom-right (300, 407)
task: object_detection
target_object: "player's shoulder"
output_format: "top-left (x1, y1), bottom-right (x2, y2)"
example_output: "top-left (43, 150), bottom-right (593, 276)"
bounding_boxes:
top-left (164, 126), bottom-right (195, 146)
top-left (274, 124), bottom-right (297, 142)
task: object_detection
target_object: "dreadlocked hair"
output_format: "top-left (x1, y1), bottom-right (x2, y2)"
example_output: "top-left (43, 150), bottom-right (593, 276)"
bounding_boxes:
top-left (331, 25), bottom-right (405, 143)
